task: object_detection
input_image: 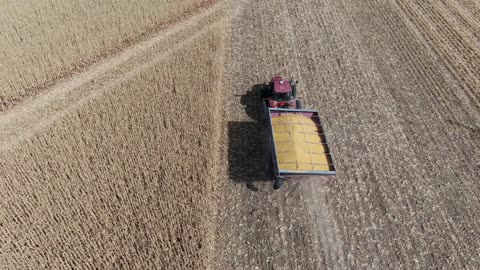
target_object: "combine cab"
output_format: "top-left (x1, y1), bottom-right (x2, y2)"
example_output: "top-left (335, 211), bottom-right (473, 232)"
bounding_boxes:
top-left (262, 75), bottom-right (302, 109)
top-left (261, 76), bottom-right (336, 189)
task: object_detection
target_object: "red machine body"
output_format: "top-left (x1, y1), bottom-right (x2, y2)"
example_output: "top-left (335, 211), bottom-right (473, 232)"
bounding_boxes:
top-left (262, 76), bottom-right (302, 109)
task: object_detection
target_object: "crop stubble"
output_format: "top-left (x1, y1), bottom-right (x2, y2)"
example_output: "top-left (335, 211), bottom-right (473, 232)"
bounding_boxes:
top-left (0, 7), bottom-right (226, 269)
top-left (0, 0), bottom-right (216, 111)
top-left (1, 0), bottom-right (479, 269)
top-left (213, 0), bottom-right (480, 269)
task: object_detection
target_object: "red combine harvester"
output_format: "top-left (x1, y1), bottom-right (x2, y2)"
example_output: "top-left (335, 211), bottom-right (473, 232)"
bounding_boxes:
top-left (261, 75), bottom-right (302, 110)
top-left (261, 75), bottom-right (336, 189)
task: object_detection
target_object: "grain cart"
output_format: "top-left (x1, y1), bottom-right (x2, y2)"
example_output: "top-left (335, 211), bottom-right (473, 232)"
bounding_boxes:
top-left (262, 76), bottom-right (336, 189)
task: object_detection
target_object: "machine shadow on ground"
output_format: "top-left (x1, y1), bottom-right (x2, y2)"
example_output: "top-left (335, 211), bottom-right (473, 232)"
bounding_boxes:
top-left (228, 84), bottom-right (271, 191)
top-left (238, 84), bottom-right (266, 122)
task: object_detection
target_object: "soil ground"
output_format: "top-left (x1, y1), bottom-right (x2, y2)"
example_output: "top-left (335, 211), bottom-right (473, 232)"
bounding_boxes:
top-left (212, 0), bottom-right (480, 269)
top-left (1, 0), bottom-right (479, 269)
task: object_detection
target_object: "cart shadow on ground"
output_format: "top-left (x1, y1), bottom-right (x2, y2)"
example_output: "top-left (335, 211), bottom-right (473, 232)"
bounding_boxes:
top-left (228, 84), bottom-right (272, 191)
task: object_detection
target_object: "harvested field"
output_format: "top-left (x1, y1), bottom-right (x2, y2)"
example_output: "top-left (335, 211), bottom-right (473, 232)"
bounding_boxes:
top-left (0, 7), bottom-right (226, 268)
top-left (213, 0), bottom-right (480, 269)
top-left (1, 0), bottom-right (480, 269)
top-left (0, 0), bottom-right (215, 111)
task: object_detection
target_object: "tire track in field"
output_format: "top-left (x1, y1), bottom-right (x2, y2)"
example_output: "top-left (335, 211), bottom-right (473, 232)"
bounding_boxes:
top-left (450, 0), bottom-right (480, 19)
top-left (302, 0), bottom-right (421, 266)
top-left (281, 0), bottom-right (346, 267)
top-left (313, 0), bottom-right (392, 266)
top-left (0, 1), bottom-right (227, 151)
top-left (290, 0), bottom-right (389, 266)
top-left (440, 0), bottom-right (480, 43)
top-left (212, 0), bottom-right (346, 269)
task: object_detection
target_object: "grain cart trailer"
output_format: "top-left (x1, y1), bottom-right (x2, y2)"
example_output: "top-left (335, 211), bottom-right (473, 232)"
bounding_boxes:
top-left (264, 108), bottom-right (336, 189)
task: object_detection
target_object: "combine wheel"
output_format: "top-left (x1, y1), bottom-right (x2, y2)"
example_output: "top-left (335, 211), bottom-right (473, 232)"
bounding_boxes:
top-left (296, 100), bottom-right (302, 109)
top-left (292, 84), bottom-right (297, 98)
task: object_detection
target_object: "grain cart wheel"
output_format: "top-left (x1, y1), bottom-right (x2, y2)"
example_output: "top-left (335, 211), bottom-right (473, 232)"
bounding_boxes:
top-left (296, 100), bottom-right (302, 109)
top-left (291, 84), bottom-right (297, 98)
top-left (273, 176), bottom-right (284, 190)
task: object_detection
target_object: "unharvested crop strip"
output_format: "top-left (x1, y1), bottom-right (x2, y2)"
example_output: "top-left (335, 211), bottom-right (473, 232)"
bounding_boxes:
top-left (0, 3), bottom-right (227, 151)
top-left (0, 0), bottom-right (221, 111)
